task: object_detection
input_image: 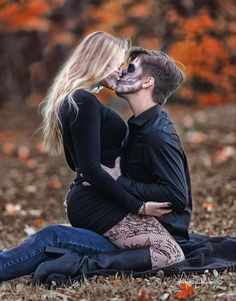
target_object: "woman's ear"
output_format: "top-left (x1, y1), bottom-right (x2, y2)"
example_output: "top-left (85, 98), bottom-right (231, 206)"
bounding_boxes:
top-left (142, 77), bottom-right (154, 88)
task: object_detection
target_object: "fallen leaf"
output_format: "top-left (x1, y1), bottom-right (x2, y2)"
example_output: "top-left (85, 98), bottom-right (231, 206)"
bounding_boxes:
top-left (182, 115), bottom-right (194, 128)
top-left (213, 269), bottom-right (219, 277)
top-left (185, 131), bottom-right (207, 150)
top-left (160, 292), bottom-right (170, 301)
top-left (2, 142), bottom-right (16, 155)
top-left (138, 287), bottom-right (152, 301)
top-left (176, 282), bottom-right (195, 299)
top-left (25, 185), bottom-right (37, 193)
top-left (25, 158), bottom-right (37, 168)
top-left (213, 146), bottom-right (235, 163)
top-left (24, 225), bottom-right (36, 236)
top-left (36, 141), bottom-right (48, 154)
top-left (186, 131), bottom-right (206, 145)
top-left (203, 202), bottom-right (214, 212)
top-left (48, 180), bottom-right (62, 190)
top-left (27, 209), bottom-right (42, 217)
top-left (34, 218), bottom-right (46, 229)
top-left (4, 203), bottom-right (26, 216)
top-left (110, 279), bottom-right (120, 286)
top-left (17, 145), bottom-right (30, 160)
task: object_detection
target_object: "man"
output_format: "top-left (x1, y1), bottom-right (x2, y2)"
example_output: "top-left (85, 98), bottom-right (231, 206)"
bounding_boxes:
top-left (104, 47), bottom-right (192, 243)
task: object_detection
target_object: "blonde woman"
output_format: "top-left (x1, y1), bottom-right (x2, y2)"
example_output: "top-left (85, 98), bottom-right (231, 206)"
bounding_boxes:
top-left (0, 32), bottom-right (184, 284)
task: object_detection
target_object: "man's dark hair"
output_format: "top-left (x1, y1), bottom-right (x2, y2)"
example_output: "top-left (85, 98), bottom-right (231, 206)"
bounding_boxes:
top-left (128, 47), bottom-right (185, 105)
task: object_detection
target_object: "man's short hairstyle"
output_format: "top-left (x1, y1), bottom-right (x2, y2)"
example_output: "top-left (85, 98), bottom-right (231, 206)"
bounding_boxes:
top-left (128, 47), bottom-right (185, 105)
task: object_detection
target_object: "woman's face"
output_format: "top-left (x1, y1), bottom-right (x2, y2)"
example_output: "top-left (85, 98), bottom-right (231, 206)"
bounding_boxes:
top-left (100, 53), bottom-right (125, 90)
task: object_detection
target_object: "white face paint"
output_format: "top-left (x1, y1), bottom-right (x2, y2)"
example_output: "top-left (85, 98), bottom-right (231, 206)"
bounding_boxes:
top-left (100, 55), bottom-right (124, 90)
top-left (115, 57), bottom-right (144, 96)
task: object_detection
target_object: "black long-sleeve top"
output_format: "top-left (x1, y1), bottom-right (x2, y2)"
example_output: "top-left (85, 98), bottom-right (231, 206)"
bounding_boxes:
top-left (117, 104), bottom-right (192, 242)
top-left (59, 90), bottom-right (142, 230)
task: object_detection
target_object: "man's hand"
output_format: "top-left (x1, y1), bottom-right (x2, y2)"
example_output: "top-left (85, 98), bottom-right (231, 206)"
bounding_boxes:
top-left (140, 202), bottom-right (172, 217)
top-left (101, 156), bottom-right (121, 180)
top-left (82, 157), bottom-right (121, 186)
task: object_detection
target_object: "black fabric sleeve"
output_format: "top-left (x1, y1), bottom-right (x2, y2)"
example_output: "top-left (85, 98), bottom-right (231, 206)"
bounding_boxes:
top-left (117, 130), bottom-right (188, 211)
top-left (68, 92), bottom-right (142, 213)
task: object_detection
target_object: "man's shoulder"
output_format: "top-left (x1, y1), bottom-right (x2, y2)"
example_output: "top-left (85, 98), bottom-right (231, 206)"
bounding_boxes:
top-left (144, 112), bottom-right (181, 148)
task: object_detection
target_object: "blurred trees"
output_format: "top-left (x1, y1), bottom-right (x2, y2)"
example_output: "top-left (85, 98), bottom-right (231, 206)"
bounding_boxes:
top-left (0, 0), bottom-right (235, 107)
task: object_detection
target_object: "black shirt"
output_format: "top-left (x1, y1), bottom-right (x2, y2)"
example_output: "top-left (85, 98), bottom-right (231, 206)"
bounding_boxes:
top-left (59, 90), bottom-right (142, 233)
top-left (117, 104), bottom-right (192, 242)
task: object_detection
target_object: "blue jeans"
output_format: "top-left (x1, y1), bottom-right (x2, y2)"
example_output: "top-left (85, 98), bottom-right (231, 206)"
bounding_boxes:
top-left (0, 225), bottom-right (117, 281)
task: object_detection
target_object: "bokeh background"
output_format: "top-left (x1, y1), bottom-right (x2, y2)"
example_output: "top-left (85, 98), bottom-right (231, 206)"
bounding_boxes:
top-left (0, 1), bottom-right (236, 299)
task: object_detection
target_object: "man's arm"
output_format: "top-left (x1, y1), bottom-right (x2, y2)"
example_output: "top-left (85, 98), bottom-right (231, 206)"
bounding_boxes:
top-left (117, 130), bottom-right (189, 212)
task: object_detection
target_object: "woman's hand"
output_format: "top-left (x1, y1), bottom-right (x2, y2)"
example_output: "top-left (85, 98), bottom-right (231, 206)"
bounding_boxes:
top-left (139, 202), bottom-right (172, 217)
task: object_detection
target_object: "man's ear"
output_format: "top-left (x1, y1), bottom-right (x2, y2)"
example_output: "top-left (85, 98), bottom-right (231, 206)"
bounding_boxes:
top-left (142, 77), bottom-right (154, 88)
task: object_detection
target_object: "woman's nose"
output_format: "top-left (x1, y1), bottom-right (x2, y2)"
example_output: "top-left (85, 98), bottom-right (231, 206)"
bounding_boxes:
top-left (118, 69), bottom-right (123, 77)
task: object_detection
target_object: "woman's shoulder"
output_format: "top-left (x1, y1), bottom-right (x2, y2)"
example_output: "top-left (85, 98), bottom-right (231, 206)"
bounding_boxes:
top-left (73, 89), bottom-right (100, 105)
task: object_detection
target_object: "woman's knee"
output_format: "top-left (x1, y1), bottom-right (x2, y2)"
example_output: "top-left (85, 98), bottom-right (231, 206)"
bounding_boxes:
top-left (36, 224), bottom-right (65, 239)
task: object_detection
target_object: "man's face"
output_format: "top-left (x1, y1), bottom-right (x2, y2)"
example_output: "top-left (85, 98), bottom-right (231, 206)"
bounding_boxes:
top-left (116, 57), bottom-right (144, 96)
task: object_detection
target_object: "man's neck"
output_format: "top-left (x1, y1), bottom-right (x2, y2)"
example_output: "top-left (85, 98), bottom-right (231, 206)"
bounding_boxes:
top-left (126, 95), bottom-right (157, 117)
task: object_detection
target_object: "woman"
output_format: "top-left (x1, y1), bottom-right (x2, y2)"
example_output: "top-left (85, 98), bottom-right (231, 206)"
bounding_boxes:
top-left (41, 31), bottom-right (185, 269)
top-left (0, 32), bottom-right (184, 283)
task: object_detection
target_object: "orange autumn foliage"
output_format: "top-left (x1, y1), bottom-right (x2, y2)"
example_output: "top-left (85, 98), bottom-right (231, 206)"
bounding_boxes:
top-left (0, 0), bottom-right (64, 31)
top-left (168, 9), bottom-right (236, 105)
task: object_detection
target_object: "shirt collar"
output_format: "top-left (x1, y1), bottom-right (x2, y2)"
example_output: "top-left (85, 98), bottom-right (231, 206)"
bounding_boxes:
top-left (128, 104), bottom-right (162, 127)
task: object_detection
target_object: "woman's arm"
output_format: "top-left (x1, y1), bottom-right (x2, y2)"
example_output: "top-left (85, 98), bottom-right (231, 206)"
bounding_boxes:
top-left (68, 92), bottom-right (143, 213)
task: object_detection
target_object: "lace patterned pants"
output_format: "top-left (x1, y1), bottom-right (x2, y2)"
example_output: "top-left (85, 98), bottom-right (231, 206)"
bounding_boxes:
top-left (103, 213), bottom-right (185, 269)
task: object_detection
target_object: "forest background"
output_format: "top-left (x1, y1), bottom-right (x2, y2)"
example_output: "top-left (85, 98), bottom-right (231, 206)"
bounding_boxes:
top-left (0, 1), bottom-right (235, 300)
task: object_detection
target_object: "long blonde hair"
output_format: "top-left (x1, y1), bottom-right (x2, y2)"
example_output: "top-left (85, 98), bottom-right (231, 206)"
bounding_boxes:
top-left (40, 31), bottom-right (128, 154)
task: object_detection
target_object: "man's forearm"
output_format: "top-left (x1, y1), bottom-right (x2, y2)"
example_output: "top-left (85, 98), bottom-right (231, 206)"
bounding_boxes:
top-left (117, 176), bottom-right (187, 211)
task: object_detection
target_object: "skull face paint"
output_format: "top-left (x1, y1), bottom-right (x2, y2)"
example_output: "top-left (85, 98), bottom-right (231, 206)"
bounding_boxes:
top-left (116, 57), bottom-right (144, 96)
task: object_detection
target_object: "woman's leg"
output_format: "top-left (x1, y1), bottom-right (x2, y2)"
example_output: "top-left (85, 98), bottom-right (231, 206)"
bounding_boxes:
top-left (0, 225), bottom-right (116, 281)
top-left (103, 213), bottom-right (185, 268)
top-left (32, 214), bottom-right (185, 284)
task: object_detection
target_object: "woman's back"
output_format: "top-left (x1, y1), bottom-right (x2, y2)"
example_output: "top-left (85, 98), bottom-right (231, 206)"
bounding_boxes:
top-left (60, 89), bottom-right (127, 173)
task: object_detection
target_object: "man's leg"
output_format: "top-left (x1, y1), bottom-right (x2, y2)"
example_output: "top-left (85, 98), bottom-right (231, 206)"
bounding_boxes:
top-left (0, 225), bottom-right (117, 281)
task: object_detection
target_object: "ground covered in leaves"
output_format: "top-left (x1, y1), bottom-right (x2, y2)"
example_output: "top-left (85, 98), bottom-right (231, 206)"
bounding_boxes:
top-left (0, 103), bottom-right (235, 300)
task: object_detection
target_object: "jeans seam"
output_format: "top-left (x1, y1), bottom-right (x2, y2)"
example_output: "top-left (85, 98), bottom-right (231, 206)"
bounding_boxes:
top-left (0, 247), bottom-right (46, 269)
top-left (56, 240), bottom-right (107, 253)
